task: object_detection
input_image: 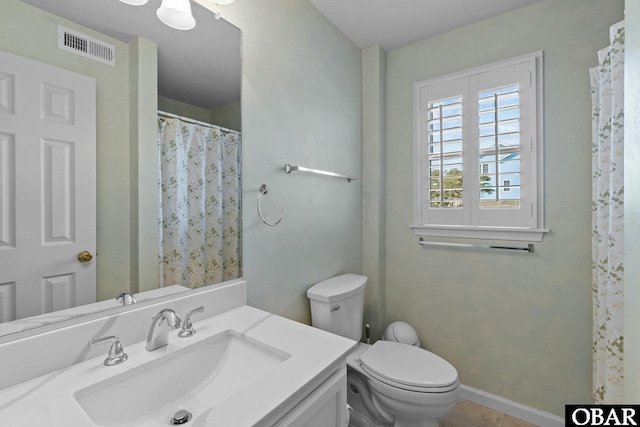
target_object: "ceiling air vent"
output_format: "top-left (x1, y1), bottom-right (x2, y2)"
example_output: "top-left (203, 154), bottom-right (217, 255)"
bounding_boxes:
top-left (57, 25), bottom-right (116, 67)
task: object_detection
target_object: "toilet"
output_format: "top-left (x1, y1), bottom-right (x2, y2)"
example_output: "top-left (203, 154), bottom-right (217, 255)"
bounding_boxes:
top-left (307, 274), bottom-right (459, 427)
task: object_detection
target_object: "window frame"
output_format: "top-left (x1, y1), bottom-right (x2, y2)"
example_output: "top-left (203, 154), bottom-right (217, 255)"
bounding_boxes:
top-left (411, 52), bottom-right (548, 242)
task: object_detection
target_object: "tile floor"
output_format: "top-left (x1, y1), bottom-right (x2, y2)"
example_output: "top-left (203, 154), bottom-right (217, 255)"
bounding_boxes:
top-left (440, 401), bottom-right (539, 427)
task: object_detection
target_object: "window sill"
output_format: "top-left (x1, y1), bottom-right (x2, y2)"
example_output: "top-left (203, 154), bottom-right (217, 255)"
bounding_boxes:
top-left (410, 225), bottom-right (549, 242)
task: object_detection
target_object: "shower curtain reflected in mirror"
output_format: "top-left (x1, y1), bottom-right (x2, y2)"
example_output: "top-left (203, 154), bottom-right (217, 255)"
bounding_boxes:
top-left (158, 116), bottom-right (241, 289)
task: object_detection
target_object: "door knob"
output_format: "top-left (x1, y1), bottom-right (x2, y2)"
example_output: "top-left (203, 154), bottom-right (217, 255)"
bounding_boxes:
top-left (77, 250), bottom-right (93, 262)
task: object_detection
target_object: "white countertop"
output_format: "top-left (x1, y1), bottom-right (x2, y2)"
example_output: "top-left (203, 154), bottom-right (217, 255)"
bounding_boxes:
top-left (0, 305), bottom-right (356, 426)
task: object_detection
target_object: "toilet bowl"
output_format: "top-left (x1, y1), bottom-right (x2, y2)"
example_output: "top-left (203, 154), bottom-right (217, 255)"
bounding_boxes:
top-left (346, 342), bottom-right (458, 427)
top-left (307, 274), bottom-right (460, 427)
top-left (347, 400), bottom-right (376, 427)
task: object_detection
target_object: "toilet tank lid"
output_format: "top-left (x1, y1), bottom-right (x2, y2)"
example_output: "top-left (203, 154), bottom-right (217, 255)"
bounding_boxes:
top-left (307, 274), bottom-right (367, 302)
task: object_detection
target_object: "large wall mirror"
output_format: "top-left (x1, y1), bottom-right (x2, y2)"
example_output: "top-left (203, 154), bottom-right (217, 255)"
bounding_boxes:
top-left (0, 0), bottom-right (241, 340)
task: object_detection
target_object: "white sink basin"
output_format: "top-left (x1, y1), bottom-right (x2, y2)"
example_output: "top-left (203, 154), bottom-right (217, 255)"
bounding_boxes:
top-left (74, 331), bottom-right (289, 427)
top-left (0, 305), bottom-right (356, 426)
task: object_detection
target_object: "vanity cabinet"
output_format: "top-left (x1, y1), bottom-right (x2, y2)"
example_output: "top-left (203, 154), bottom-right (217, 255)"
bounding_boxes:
top-left (274, 367), bottom-right (348, 427)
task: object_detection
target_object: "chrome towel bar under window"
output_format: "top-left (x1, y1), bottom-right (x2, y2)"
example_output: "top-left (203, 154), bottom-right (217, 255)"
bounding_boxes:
top-left (284, 164), bottom-right (357, 182)
top-left (418, 238), bottom-right (534, 253)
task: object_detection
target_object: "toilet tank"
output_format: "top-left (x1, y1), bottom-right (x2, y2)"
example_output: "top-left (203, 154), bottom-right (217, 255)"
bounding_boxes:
top-left (307, 274), bottom-right (367, 341)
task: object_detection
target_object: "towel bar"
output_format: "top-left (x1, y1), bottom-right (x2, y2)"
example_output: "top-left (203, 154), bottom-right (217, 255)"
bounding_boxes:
top-left (284, 164), bottom-right (357, 182)
top-left (418, 238), bottom-right (534, 253)
top-left (257, 184), bottom-right (284, 226)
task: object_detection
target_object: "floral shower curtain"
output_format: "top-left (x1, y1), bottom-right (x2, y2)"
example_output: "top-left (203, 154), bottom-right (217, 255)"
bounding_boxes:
top-left (590, 20), bottom-right (624, 404)
top-left (158, 116), bottom-right (241, 289)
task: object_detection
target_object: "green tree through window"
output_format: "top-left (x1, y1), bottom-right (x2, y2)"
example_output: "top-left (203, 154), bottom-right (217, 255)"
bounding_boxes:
top-left (429, 168), bottom-right (494, 208)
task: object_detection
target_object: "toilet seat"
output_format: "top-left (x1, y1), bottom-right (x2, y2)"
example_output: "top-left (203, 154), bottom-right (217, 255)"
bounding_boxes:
top-left (359, 341), bottom-right (458, 393)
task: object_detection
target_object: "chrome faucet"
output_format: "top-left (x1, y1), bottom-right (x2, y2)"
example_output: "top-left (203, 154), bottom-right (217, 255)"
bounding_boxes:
top-left (178, 306), bottom-right (205, 338)
top-left (116, 291), bottom-right (137, 306)
top-left (145, 308), bottom-right (182, 351)
top-left (89, 335), bottom-right (128, 366)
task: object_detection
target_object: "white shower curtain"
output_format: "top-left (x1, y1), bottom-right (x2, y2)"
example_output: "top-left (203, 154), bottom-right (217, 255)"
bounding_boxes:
top-left (590, 20), bottom-right (624, 404)
top-left (158, 116), bottom-right (241, 289)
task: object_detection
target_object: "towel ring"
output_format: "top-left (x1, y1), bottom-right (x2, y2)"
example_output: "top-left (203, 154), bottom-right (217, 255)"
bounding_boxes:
top-left (257, 184), bottom-right (285, 226)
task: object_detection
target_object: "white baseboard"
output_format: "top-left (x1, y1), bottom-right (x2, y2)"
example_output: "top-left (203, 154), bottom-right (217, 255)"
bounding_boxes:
top-left (459, 384), bottom-right (565, 427)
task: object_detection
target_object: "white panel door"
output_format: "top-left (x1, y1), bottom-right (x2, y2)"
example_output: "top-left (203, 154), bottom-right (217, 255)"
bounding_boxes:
top-left (0, 50), bottom-right (96, 322)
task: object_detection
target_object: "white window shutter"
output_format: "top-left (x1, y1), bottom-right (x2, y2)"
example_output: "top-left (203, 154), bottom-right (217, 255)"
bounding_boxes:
top-left (412, 52), bottom-right (547, 241)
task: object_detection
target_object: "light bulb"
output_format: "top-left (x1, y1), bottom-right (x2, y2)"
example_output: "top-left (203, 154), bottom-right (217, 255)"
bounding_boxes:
top-left (119, 0), bottom-right (148, 5)
top-left (157, 0), bottom-right (196, 30)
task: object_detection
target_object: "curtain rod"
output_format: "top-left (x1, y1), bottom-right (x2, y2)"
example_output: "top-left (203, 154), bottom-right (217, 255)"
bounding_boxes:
top-left (157, 110), bottom-right (240, 135)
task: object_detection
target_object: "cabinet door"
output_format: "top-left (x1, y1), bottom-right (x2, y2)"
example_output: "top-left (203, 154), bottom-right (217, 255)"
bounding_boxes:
top-left (275, 367), bottom-right (348, 427)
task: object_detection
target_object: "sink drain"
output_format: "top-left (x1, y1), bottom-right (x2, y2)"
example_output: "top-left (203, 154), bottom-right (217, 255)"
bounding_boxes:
top-left (170, 410), bottom-right (192, 425)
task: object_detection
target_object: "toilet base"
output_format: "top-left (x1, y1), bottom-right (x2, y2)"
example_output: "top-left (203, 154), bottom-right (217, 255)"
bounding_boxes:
top-left (347, 406), bottom-right (375, 427)
top-left (393, 418), bottom-right (439, 427)
top-left (346, 343), bottom-right (457, 427)
top-left (347, 366), bottom-right (452, 427)
top-left (347, 368), bottom-right (390, 427)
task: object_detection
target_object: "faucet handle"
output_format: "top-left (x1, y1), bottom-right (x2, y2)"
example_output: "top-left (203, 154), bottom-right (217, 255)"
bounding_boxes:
top-left (89, 336), bottom-right (128, 366)
top-left (116, 291), bottom-right (137, 306)
top-left (179, 306), bottom-right (205, 338)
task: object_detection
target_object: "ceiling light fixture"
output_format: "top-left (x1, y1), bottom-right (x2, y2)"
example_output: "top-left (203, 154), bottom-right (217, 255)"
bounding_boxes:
top-left (119, 0), bottom-right (149, 4)
top-left (120, 0), bottom-right (231, 30)
top-left (156, 0), bottom-right (196, 30)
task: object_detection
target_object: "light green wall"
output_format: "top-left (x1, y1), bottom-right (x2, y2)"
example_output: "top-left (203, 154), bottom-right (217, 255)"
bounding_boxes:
top-left (625, 0), bottom-right (640, 403)
top-left (129, 38), bottom-right (159, 294)
top-left (197, 0), bottom-right (363, 322)
top-left (362, 46), bottom-right (387, 340)
top-left (382, 0), bottom-right (623, 416)
top-left (158, 96), bottom-right (211, 122)
top-left (1, 0), bottom-right (135, 301)
top-left (210, 100), bottom-right (241, 132)
top-left (158, 96), bottom-right (241, 132)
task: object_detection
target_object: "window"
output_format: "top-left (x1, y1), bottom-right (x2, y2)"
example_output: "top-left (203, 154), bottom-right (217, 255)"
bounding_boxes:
top-left (412, 52), bottom-right (547, 241)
